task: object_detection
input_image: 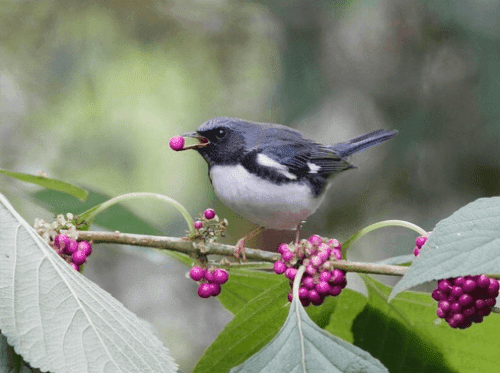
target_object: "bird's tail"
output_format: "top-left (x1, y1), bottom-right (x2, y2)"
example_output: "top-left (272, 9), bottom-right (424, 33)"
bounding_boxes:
top-left (329, 129), bottom-right (398, 158)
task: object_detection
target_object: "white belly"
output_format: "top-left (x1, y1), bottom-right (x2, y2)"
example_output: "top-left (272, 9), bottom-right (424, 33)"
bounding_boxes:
top-left (209, 165), bottom-right (324, 230)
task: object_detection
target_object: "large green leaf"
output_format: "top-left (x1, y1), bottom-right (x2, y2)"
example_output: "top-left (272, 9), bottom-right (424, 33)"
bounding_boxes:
top-left (390, 197), bottom-right (500, 300)
top-left (0, 193), bottom-right (177, 373)
top-left (0, 169), bottom-right (88, 201)
top-left (193, 281), bottom-right (290, 373)
top-left (343, 275), bottom-right (500, 373)
top-left (230, 297), bottom-right (388, 373)
top-left (218, 268), bottom-right (287, 314)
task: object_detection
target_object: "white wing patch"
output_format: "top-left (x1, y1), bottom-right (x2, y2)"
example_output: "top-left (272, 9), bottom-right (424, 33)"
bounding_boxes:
top-left (256, 153), bottom-right (297, 180)
top-left (307, 162), bottom-right (321, 174)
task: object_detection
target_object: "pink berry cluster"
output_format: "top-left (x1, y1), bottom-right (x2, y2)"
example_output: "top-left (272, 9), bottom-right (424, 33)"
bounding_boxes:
top-left (192, 208), bottom-right (228, 242)
top-left (273, 234), bottom-right (347, 307)
top-left (52, 234), bottom-right (93, 272)
top-left (414, 236), bottom-right (499, 329)
top-left (189, 266), bottom-right (229, 298)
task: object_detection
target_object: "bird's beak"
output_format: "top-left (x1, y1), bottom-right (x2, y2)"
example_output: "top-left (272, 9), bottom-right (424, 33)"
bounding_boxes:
top-left (180, 132), bottom-right (210, 150)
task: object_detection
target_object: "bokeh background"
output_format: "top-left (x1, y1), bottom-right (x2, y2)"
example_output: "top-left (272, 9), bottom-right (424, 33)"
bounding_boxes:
top-left (2, 0), bottom-right (500, 371)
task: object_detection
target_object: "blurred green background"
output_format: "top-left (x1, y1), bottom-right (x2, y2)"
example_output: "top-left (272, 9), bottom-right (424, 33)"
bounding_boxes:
top-left (2, 0), bottom-right (500, 371)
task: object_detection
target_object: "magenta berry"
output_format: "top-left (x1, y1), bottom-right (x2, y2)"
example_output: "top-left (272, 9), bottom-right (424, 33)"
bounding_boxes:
top-left (204, 269), bottom-right (214, 282)
top-left (287, 292), bottom-right (293, 303)
top-left (308, 234), bottom-right (322, 246)
top-left (63, 239), bottom-right (78, 255)
top-left (436, 307), bottom-right (447, 319)
top-left (453, 277), bottom-right (465, 286)
top-left (331, 249), bottom-right (342, 260)
top-left (305, 264), bottom-right (317, 276)
top-left (71, 263), bottom-right (80, 272)
top-left (329, 285), bottom-right (342, 296)
top-left (319, 270), bottom-right (332, 282)
top-left (308, 289), bottom-right (321, 303)
top-left (189, 266), bottom-right (205, 281)
top-left (330, 269), bottom-right (346, 285)
top-left (285, 267), bottom-right (297, 281)
top-left (476, 275), bottom-right (490, 288)
top-left (274, 261), bottom-right (287, 275)
top-left (197, 283), bottom-right (212, 298)
top-left (204, 208), bottom-right (216, 220)
top-left (298, 287), bottom-right (309, 299)
top-left (327, 239), bottom-right (341, 250)
top-left (281, 250), bottom-right (294, 262)
top-left (320, 246), bottom-right (331, 257)
top-left (310, 255), bottom-right (324, 268)
top-left (212, 269), bottom-right (229, 284)
top-left (302, 276), bottom-right (315, 289)
top-left (413, 247), bottom-right (420, 257)
top-left (438, 300), bottom-right (451, 312)
top-left (432, 289), bottom-right (445, 301)
top-left (169, 136), bottom-right (185, 151)
top-left (458, 294), bottom-right (473, 307)
top-left (315, 281), bottom-right (330, 295)
top-left (415, 236), bottom-right (427, 248)
top-left (438, 280), bottom-right (452, 292)
top-left (450, 286), bottom-right (463, 297)
top-left (488, 279), bottom-right (499, 296)
top-left (463, 307), bottom-right (475, 318)
top-left (71, 251), bottom-right (87, 266)
top-left (462, 279), bottom-right (476, 293)
top-left (54, 234), bottom-right (70, 250)
top-left (78, 241), bottom-right (93, 256)
top-left (277, 243), bottom-right (289, 254)
top-left (209, 283), bottom-right (222, 296)
top-left (194, 221), bottom-right (203, 230)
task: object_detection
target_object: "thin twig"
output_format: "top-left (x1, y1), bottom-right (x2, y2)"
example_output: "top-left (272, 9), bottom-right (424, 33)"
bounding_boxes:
top-left (77, 230), bottom-right (408, 277)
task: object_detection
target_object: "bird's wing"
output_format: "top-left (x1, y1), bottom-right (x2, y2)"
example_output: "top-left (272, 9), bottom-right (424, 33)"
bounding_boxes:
top-left (255, 142), bottom-right (353, 180)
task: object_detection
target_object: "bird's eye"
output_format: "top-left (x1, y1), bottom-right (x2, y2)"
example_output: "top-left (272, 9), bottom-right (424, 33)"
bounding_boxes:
top-left (215, 128), bottom-right (226, 140)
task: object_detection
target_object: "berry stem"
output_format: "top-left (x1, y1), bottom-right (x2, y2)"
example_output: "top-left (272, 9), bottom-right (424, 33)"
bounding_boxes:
top-left (77, 230), bottom-right (416, 278)
top-left (77, 192), bottom-right (195, 235)
top-left (342, 220), bottom-right (428, 253)
top-left (293, 265), bottom-right (306, 302)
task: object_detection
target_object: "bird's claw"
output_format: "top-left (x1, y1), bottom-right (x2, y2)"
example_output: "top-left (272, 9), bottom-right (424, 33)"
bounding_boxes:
top-left (235, 238), bottom-right (247, 261)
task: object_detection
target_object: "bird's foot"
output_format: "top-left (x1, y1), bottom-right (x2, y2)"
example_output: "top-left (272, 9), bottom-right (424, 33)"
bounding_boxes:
top-left (295, 221), bottom-right (305, 245)
top-left (234, 226), bottom-right (266, 261)
top-left (234, 237), bottom-right (247, 261)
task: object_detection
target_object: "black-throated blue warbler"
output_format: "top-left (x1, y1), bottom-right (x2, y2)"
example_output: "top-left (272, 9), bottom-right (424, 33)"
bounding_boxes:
top-left (174, 117), bottom-right (397, 258)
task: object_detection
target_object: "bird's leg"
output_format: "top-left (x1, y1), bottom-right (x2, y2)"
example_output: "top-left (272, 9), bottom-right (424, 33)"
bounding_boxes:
top-left (235, 226), bottom-right (266, 261)
top-left (295, 221), bottom-right (305, 246)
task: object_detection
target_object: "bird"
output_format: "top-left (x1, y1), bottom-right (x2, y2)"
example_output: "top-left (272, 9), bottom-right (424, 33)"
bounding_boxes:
top-left (178, 117), bottom-right (398, 258)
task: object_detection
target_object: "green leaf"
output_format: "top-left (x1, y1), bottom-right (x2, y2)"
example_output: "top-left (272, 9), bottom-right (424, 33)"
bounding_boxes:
top-left (230, 298), bottom-right (388, 373)
top-left (390, 197), bottom-right (500, 301)
top-left (0, 169), bottom-right (88, 201)
top-left (193, 281), bottom-right (290, 373)
top-left (218, 268), bottom-right (287, 314)
top-left (0, 194), bottom-right (177, 373)
top-left (358, 275), bottom-right (500, 373)
top-left (325, 289), bottom-right (369, 343)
